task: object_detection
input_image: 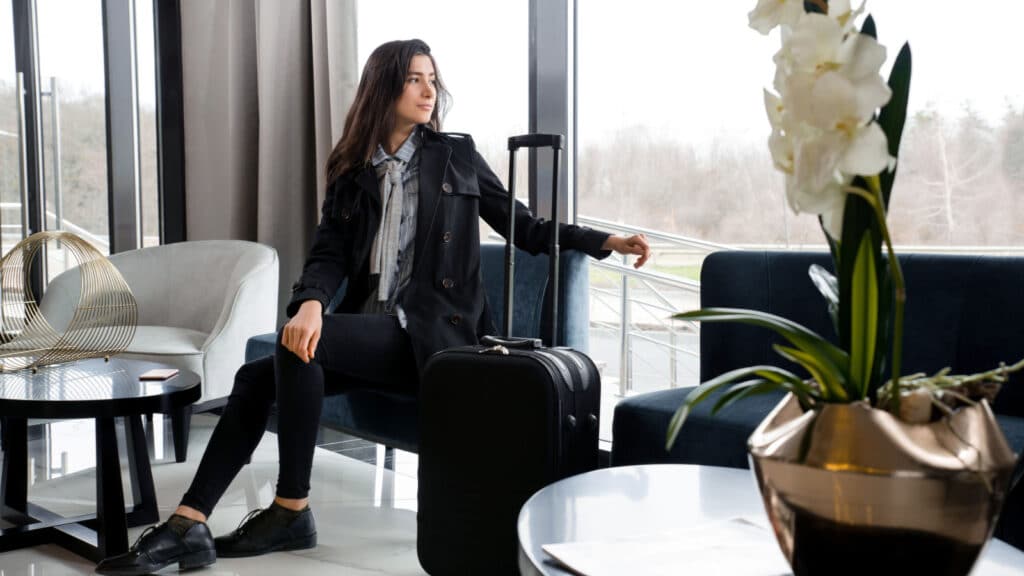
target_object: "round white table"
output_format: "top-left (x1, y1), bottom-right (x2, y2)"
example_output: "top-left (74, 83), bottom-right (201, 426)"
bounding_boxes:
top-left (517, 464), bottom-right (1024, 575)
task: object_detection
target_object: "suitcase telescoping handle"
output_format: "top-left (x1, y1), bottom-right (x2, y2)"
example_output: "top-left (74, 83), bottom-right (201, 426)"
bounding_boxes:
top-left (505, 134), bottom-right (563, 345)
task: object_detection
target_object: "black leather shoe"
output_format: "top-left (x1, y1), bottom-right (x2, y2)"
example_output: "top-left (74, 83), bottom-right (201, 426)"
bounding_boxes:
top-left (214, 505), bottom-right (317, 558)
top-left (95, 521), bottom-right (216, 575)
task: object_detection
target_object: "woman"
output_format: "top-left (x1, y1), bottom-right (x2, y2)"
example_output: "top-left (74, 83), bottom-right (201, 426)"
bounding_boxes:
top-left (97, 39), bottom-right (649, 574)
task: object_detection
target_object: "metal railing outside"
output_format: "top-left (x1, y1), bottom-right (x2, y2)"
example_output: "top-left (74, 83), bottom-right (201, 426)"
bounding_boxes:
top-left (1, 202), bottom-right (110, 253)
top-left (579, 216), bottom-right (1024, 398)
top-left (578, 215), bottom-right (734, 397)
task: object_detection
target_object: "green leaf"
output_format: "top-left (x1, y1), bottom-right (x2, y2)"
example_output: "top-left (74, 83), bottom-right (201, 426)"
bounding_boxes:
top-left (849, 231), bottom-right (879, 398)
top-left (665, 364), bottom-right (811, 450)
top-left (870, 263), bottom-right (895, 399)
top-left (753, 367), bottom-right (819, 408)
top-left (665, 371), bottom-right (743, 451)
top-left (665, 403), bottom-right (692, 452)
top-left (674, 308), bottom-right (849, 377)
top-left (878, 42), bottom-right (912, 209)
top-left (837, 175), bottom-right (878, 354)
top-left (773, 344), bottom-right (849, 401)
top-left (710, 379), bottom-right (774, 415)
top-left (861, 15), bottom-right (877, 39)
top-left (708, 376), bottom-right (820, 416)
top-left (823, 214), bottom-right (840, 264)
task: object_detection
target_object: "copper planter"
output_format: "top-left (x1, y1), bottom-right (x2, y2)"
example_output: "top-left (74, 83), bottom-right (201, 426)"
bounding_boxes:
top-left (749, 394), bottom-right (1018, 576)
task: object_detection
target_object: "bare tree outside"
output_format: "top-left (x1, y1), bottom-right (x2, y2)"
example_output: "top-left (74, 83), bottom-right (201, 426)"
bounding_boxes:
top-left (0, 84), bottom-right (159, 249)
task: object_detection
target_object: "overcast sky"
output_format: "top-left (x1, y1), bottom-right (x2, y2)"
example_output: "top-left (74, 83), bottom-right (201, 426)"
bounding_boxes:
top-left (3, 1), bottom-right (1022, 150)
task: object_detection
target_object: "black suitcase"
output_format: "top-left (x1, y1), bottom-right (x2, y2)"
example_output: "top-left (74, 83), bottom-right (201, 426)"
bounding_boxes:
top-left (417, 134), bottom-right (602, 575)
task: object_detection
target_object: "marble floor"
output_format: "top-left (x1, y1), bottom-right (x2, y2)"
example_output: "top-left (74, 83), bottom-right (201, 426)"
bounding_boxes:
top-left (0, 415), bottom-right (426, 575)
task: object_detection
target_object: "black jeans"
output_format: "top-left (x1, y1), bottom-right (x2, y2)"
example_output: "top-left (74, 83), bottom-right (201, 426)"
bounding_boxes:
top-left (179, 313), bottom-right (418, 517)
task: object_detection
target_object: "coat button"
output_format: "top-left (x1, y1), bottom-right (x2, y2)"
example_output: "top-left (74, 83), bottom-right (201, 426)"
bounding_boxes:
top-left (340, 208), bottom-right (351, 221)
top-left (441, 182), bottom-right (452, 194)
top-left (442, 231), bottom-right (452, 243)
top-left (450, 314), bottom-right (462, 325)
top-left (442, 278), bottom-right (454, 289)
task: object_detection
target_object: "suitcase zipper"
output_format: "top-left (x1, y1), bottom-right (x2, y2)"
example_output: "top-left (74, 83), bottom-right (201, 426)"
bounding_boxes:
top-left (546, 348), bottom-right (601, 475)
top-left (526, 350), bottom-right (568, 478)
top-left (539, 349), bottom-right (584, 477)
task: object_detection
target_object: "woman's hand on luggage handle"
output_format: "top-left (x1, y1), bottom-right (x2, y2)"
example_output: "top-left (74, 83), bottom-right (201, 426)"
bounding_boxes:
top-left (603, 234), bottom-right (650, 269)
top-left (283, 300), bottom-right (323, 363)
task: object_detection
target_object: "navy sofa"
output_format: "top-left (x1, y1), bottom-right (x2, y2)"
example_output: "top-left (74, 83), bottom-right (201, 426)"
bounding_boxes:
top-left (611, 250), bottom-right (1024, 548)
top-left (244, 243), bottom-right (591, 453)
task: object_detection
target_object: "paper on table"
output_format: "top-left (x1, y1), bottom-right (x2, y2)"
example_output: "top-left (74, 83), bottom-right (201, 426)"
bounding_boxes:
top-left (542, 517), bottom-right (791, 576)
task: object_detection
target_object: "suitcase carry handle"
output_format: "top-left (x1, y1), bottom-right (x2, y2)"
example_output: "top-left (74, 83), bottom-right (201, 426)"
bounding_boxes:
top-left (508, 134), bottom-right (563, 151)
top-left (480, 335), bottom-right (542, 349)
top-left (504, 133), bottom-right (562, 346)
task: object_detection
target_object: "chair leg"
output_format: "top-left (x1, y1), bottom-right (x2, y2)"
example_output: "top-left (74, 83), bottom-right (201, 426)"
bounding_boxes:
top-left (171, 405), bottom-right (192, 463)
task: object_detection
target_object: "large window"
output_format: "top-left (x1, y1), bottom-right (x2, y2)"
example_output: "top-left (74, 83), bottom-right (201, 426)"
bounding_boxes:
top-left (2, 0), bottom-right (162, 265)
top-left (36, 0), bottom-right (110, 254)
top-left (577, 4), bottom-right (785, 246)
top-left (867, 3), bottom-right (1024, 247)
top-left (576, 2), bottom-right (1024, 397)
top-left (577, 3), bottom-right (783, 397)
top-left (0, 0), bottom-right (166, 485)
top-left (578, 2), bottom-right (1024, 248)
top-left (136, 0), bottom-right (159, 247)
top-left (0, 0), bottom-right (23, 243)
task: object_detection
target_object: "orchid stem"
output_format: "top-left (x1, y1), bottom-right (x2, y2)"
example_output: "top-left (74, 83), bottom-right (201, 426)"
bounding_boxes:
top-left (845, 182), bottom-right (905, 412)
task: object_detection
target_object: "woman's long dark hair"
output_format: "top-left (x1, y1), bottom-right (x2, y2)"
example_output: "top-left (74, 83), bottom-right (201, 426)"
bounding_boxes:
top-left (325, 39), bottom-right (451, 184)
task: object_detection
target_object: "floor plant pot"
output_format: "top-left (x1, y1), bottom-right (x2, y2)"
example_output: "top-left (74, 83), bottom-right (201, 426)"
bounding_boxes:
top-left (749, 394), bottom-right (1018, 576)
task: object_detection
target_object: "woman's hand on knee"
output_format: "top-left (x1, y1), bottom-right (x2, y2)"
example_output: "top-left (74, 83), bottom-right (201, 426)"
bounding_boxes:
top-left (282, 301), bottom-right (323, 363)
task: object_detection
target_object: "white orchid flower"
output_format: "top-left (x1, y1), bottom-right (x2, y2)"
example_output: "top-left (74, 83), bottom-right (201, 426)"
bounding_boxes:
top-left (780, 13), bottom-right (890, 110)
top-left (786, 130), bottom-right (852, 239)
top-left (758, 0), bottom-right (893, 238)
top-left (764, 89), bottom-right (785, 130)
top-left (829, 0), bottom-right (866, 32)
top-left (839, 122), bottom-right (894, 175)
top-left (788, 132), bottom-right (847, 215)
top-left (837, 31), bottom-right (891, 119)
top-left (764, 90), bottom-right (794, 171)
top-left (768, 129), bottom-right (794, 174)
top-left (820, 192), bottom-right (849, 239)
top-left (749, 0), bottom-right (804, 35)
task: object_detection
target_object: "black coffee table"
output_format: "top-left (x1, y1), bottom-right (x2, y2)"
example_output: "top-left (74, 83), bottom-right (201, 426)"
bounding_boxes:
top-left (0, 358), bottom-right (200, 562)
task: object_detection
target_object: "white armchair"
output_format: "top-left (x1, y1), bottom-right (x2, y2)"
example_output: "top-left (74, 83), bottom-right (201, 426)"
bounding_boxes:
top-left (41, 240), bottom-right (279, 461)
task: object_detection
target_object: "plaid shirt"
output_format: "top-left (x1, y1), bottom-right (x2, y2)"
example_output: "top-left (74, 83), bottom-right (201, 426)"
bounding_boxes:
top-left (361, 128), bottom-right (421, 326)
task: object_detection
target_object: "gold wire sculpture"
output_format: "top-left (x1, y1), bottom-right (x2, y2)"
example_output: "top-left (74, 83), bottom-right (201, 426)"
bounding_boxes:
top-left (0, 231), bottom-right (137, 371)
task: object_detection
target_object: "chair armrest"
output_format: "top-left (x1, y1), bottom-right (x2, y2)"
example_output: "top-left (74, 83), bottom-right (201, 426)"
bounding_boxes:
top-left (203, 251), bottom-right (278, 350)
top-left (199, 252), bottom-right (278, 401)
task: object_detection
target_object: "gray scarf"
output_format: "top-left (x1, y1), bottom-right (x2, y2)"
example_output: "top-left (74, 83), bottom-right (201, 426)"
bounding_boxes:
top-left (369, 158), bottom-right (405, 301)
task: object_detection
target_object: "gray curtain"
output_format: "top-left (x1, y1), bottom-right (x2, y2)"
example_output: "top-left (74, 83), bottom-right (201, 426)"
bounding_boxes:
top-left (180, 0), bottom-right (357, 322)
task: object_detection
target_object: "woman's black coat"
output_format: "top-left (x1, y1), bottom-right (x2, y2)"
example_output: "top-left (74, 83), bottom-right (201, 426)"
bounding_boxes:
top-left (287, 127), bottom-right (611, 373)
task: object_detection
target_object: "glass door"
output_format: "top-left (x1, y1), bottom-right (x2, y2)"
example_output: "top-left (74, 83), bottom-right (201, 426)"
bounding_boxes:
top-left (36, 0), bottom-right (109, 280)
top-left (1, 0), bottom-right (27, 258)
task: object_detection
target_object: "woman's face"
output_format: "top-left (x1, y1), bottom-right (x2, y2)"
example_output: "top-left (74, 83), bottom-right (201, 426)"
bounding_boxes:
top-left (394, 54), bottom-right (437, 129)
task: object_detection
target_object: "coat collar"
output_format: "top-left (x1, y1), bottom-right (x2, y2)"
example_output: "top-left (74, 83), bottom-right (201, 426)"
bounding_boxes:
top-left (349, 126), bottom-right (448, 208)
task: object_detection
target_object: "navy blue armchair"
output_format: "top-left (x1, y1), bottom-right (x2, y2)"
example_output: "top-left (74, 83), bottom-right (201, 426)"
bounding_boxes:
top-left (610, 250), bottom-right (1024, 548)
top-left (244, 243), bottom-right (591, 453)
